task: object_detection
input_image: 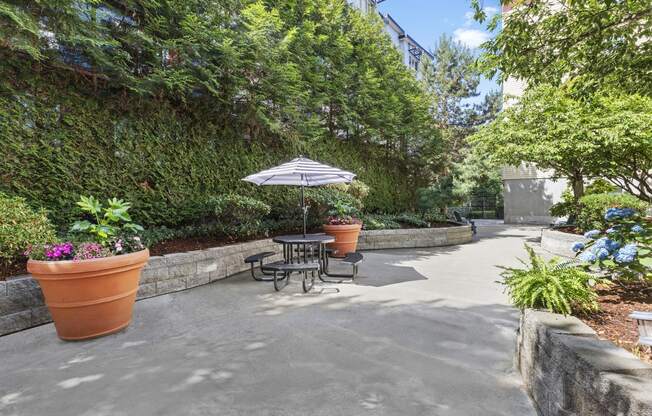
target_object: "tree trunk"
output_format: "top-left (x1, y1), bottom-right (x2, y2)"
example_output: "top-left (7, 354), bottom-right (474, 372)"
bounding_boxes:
top-left (571, 174), bottom-right (585, 202)
top-left (568, 173), bottom-right (584, 224)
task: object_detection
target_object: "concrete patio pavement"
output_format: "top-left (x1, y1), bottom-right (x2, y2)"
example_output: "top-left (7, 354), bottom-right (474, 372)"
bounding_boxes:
top-left (0, 225), bottom-right (541, 416)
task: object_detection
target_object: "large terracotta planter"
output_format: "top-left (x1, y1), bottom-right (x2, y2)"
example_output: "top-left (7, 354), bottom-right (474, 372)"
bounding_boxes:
top-left (27, 249), bottom-right (149, 341)
top-left (323, 223), bottom-right (362, 258)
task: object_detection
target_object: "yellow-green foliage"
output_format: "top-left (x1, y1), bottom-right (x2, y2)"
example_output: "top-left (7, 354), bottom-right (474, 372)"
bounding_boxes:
top-left (0, 193), bottom-right (57, 266)
top-left (500, 245), bottom-right (601, 315)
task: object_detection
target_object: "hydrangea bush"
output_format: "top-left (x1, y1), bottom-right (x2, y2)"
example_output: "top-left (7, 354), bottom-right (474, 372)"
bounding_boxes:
top-left (572, 207), bottom-right (651, 279)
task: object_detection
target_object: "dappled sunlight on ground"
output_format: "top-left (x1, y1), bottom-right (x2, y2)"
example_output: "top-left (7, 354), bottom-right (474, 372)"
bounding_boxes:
top-left (0, 224), bottom-right (540, 416)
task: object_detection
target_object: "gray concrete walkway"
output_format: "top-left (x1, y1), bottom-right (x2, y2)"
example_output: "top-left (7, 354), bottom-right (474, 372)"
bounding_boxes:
top-left (0, 225), bottom-right (539, 416)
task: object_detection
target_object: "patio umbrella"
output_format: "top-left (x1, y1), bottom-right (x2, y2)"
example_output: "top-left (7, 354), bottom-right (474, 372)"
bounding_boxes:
top-left (243, 156), bottom-right (356, 236)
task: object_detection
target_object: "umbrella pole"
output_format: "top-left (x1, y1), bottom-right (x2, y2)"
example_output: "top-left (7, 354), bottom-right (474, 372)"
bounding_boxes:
top-left (301, 181), bottom-right (307, 237)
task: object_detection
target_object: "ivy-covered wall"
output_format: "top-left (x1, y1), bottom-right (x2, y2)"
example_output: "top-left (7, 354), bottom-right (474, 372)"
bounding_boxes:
top-left (0, 86), bottom-right (418, 229)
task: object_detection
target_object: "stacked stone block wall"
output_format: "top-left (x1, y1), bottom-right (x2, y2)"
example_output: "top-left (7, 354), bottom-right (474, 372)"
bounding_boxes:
top-left (357, 225), bottom-right (473, 250)
top-left (517, 309), bottom-right (652, 416)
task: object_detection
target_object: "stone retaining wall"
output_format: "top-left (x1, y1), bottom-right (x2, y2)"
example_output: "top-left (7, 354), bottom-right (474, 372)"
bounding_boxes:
top-left (357, 225), bottom-right (473, 250)
top-left (540, 228), bottom-right (587, 258)
top-left (0, 225), bottom-right (471, 336)
top-left (517, 309), bottom-right (652, 416)
top-left (0, 239), bottom-right (282, 337)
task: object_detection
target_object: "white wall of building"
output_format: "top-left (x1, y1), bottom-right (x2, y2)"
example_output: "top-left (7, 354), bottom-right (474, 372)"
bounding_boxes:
top-left (502, 75), bottom-right (568, 225)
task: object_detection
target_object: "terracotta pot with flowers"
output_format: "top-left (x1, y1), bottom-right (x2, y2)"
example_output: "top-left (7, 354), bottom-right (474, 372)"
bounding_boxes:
top-left (26, 196), bottom-right (148, 341)
top-left (323, 201), bottom-right (362, 258)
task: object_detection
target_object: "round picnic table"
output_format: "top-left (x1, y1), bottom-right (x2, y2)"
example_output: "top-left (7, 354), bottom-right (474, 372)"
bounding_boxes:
top-left (272, 234), bottom-right (334, 268)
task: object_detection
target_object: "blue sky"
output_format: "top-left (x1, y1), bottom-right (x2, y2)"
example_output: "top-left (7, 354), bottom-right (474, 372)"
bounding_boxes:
top-left (377, 0), bottom-right (501, 100)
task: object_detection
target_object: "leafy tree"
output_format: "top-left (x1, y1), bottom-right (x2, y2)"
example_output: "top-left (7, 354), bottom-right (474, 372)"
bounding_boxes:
top-left (453, 147), bottom-right (503, 203)
top-left (419, 34), bottom-right (501, 208)
top-left (471, 84), bottom-right (652, 203)
top-left (472, 0), bottom-right (652, 95)
top-left (421, 34), bottom-right (481, 164)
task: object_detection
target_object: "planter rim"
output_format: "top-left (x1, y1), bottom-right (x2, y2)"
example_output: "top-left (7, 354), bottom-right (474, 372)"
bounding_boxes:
top-left (323, 223), bottom-right (362, 230)
top-left (27, 248), bottom-right (149, 275)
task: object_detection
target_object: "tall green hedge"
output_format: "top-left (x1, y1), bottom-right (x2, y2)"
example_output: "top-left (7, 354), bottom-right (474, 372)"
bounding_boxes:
top-left (0, 88), bottom-right (418, 229)
top-left (0, 0), bottom-right (439, 229)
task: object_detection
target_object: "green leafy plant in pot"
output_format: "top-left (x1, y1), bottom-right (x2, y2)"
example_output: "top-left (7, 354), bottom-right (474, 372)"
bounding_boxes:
top-left (323, 200), bottom-right (363, 258)
top-left (26, 196), bottom-right (149, 341)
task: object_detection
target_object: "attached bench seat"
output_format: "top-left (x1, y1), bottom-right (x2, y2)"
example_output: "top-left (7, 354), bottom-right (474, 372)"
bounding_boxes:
top-left (244, 251), bottom-right (276, 282)
top-left (321, 252), bottom-right (364, 282)
top-left (263, 261), bottom-right (320, 293)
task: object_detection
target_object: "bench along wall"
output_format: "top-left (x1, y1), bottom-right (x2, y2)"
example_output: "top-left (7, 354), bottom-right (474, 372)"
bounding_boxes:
top-left (0, 225), bottom-right (472, 336)
top-left (517, 309), bottom-right (652, 416)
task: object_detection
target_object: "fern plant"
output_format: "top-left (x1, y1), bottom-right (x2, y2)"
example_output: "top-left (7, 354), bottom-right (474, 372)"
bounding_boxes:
top-left (500, 245), bottom-right (602, 315)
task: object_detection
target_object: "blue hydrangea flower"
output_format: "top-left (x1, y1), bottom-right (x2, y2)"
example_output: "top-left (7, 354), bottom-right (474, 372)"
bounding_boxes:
top-left (621, 208), bottom-right (636, 218)
top-left (606, 240), bottom-right (621, 252)
top-left (595, 248), bottom-right (610, 261)
top-left (578, 251), bottom-right (597, 263)
top-left (591, 237), bottom-right (619, 253)
top-left (605, 207), bottom-right (637, 221)
top-left (583, 230), bottom-right (601, 239)
top-left (631, 224), bottom-right (644, 233)
top-left (593, 237), bottom-right (609, 249)
top-left (614, 244), bottom-right (637, 264)
top-left (571, 242), bottom-right (585, 252)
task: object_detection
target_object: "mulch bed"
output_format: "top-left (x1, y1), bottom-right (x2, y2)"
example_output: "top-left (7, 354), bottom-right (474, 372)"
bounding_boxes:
top-left (0, 260), bottom-right (28, 280)
top-left (580, 282), bottom-right (652, 364)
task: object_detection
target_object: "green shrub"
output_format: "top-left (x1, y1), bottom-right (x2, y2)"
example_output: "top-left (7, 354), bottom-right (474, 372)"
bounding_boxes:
top-left (362, 214), bottom-right (401, 230)
top-left (394, 213), bottom-right (429, 228)
top-left (423, 209), bottom-right (449, 224)
top-left (361, 212), bottom-right (432, 230)
top-left (210, 194), bottom-right (271, 238)
top-left (500, 245), bottom-right (601, 315)
top-left (0, 193), bottom-right (57, 267)
top-left (550, 179), bottom-right (620, 220)
top-left (577, 193), bottom-right (648, 231)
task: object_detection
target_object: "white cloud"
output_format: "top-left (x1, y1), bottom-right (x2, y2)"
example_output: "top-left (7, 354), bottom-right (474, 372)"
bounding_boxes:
top-left (453, 28), bottom-right (490, 48)
top-left (484, 6), bottom-right (499, 16)
top-left (464, 5), bottom-right (499, 25)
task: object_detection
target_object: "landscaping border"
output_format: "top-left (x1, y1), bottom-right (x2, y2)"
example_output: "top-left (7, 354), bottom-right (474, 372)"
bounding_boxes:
top-left (357, 225), bottom-right (473, 250)
top-left (517, 309), bottom-right (652, 416)
top-left (540, 228), bottom-right (587, 258)
top-left (0, 225), bottom-right (472, 336)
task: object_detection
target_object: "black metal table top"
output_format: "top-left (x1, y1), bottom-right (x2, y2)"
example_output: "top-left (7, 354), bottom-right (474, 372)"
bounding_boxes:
top-left (272, 234), bottom-right (335, 244)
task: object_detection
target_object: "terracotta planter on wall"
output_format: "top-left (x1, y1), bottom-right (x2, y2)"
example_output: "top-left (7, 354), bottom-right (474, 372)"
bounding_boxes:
top-left (27, 249), bottom-right (149, 341)
top-left (323, 223), bottom-right (362, 258)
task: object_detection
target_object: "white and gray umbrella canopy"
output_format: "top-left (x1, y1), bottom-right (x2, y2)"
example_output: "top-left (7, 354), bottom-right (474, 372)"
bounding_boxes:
top-left (243, 157), bottom-right (356, 236)
top-left (243, 157), bottom-right (356, 187)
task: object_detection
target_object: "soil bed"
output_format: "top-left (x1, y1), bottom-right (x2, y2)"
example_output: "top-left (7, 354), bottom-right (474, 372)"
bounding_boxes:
top-left (580, 282), bottom-right (652, 364)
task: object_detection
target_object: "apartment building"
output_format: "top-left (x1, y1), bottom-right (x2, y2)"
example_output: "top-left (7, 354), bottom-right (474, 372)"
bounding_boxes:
top-left (347, 0), bottom-right (432, 74)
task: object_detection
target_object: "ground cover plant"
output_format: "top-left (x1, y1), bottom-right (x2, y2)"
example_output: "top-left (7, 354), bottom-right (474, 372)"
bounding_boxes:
top-left (500, 245), bottom-right (602, 316)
